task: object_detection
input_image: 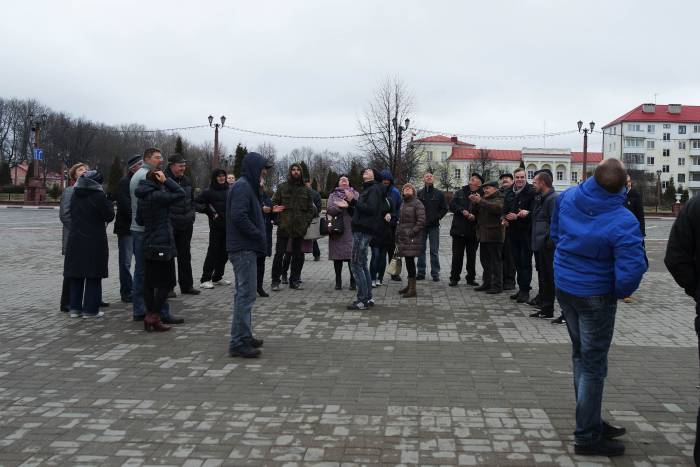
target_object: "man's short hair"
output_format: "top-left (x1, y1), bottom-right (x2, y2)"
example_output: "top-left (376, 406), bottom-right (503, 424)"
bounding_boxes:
top-left (143, 147), bottom-right (161, 159)
top-left (513, 167), bottom-right (526, 176)
top-left (594, 158), bottom-right (627, 193)
top-left (534, 171), bottom-right (553, 188)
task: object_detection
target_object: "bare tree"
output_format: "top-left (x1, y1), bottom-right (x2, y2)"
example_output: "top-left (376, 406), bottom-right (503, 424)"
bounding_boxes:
top-left (468, 149), bottom-right (503, 182)
top-left (432, 162), bottom-right (458, 192)
top-left (255, 142), bottom-right (278, 191)
top-left (358, 77), bottom-right (420, 183)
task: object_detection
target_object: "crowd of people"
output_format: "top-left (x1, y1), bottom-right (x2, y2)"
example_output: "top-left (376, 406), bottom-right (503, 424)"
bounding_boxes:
top-left (59, 147), bottom-right (700, 458)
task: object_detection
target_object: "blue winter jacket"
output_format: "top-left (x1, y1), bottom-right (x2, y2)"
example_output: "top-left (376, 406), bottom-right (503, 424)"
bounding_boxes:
top-left (226, 153), bottom-right (268, 257)
top-left (550, 177), bottom-right (647, 298)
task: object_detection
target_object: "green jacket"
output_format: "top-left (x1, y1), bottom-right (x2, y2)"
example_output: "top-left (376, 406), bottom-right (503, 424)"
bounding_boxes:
top-left (272, 181), bottom-right (315, 238)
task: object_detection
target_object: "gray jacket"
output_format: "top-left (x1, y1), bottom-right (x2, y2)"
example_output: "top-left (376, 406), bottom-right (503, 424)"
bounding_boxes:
top-left (530, 189), bottom-right (558, 252)
top-left (129, 161), bottom-right (157, 232)
top-left (59, 186), bottom-right (75, 255)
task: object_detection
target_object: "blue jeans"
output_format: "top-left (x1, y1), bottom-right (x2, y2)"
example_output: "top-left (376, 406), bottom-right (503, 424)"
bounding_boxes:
top-left (70, 277), bottom-right (101, 315)
top-left (229, 250), bottom-right (257, 350)
top-left (557, 288), bottom-right (617, 445)
top-left (350, 232), bottom-right (372, 303)
top-left (117, 234), bottom-right (133, 300)
top-left (418, 225), bottom-right (441, 278)
top-left (132, 231), bottom-right (170, 319)
top-left (370, 246), bottom-right (388, 281)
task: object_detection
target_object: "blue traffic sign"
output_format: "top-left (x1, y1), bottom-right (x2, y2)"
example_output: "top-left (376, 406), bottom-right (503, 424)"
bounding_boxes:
top-left (33, 148), bottom-right (43, 160)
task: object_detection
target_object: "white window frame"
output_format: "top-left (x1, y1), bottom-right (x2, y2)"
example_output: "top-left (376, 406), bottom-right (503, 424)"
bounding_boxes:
top-left (648, 124), bottom-right (656, 133)
top-left (693, 140), bottom-right (700, 149)
top-left (679, 125), bottom-right (687, 134)
top-left (664, 123), bottom-right (672, 129)
top-left (679, 141), bottom-right (687, 150)
top-left (679, 157), bottom-right (686, 166)
top-left (647, 156), bottom-right (655, 165)
top-left (571, 172), bottom-right (578, 183)
top-left (663, 133), bottom-right (671, 141)
top-left (663, 149), bottom-right (670, 157)
top-left (679, 173), bottom-right (686, 183)
top-left (662, 165), bottom-right (670, 173)
top-left (646, 140), bottom-right (655, 149)
top-left (454, 168), bottom-right (461, 179)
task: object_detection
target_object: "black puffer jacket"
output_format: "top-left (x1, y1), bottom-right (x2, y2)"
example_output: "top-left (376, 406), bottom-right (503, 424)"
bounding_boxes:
top-left (449, 185), bottom-right (483, 237)
top-left (113, 175), bottom-right (133, 236)
top-left (64, 177), bottom-right (115, 278)
top-left (135, 178), bottom-right (185, 261)
top-left (351, 180), bottom-right (390, 236)
top-left (165, 167), bottom-right (196, 230)
top-left (502, 183), bottom-right (536, 234)
top-left (195, 169), bottom-right (228, 230)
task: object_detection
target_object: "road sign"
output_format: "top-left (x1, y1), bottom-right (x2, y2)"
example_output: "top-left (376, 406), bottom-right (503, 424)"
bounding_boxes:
top-left (33, 148), bottom-right (43, 160)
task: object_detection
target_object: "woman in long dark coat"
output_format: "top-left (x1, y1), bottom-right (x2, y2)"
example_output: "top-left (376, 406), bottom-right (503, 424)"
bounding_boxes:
top-left (135, 169), bottom-right (185, 332)
top-left (63, 170), bottom-right (114, 318)
top-left (395, 183), bottom-right (426, 298)
top-left (326, 175), bottom-right (357, 290)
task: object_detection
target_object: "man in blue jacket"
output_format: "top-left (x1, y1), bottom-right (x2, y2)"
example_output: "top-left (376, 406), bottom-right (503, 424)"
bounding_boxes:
top-left (551, 158), bottom-right (647, 457)
top-left (226, 152), bottom-right (273, 358)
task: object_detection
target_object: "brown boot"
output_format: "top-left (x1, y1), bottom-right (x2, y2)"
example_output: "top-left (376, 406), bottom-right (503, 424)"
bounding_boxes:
top-left (403, 278), bottom-right (417, 298)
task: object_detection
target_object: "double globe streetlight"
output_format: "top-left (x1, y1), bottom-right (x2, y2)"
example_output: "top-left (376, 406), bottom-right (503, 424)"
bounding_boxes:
top-left (208, 115), bottom-right (226, 168)
top-left (577, 120), bottom-right (595, 181)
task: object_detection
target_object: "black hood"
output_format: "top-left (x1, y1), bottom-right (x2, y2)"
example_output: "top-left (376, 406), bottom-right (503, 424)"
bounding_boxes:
top-left (210, 169), bottom-right (228, 189)
top-left (74, 171), bottom-right (104, 196)
top-left (241, 152), bottom-right (268, 191)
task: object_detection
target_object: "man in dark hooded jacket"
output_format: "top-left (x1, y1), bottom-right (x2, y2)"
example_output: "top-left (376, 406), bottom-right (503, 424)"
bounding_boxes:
top-left (165, 153), bottom-right (199, 295)
top-left (270, 163), bottom-right (315, 290)
top-left (227, 152), bottom-right (273, 358)
top-left (196, 168), bottom-right (230, 289)
top-left (449, 173), bottom-right (484, 286)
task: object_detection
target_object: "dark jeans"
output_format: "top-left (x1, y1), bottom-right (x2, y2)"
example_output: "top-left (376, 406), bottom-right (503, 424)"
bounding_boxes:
top-left (418, 225), bottom-right (441, 278)
top-left (132, 230), bottom-right (170, 319)
top-left (69, 277), bottom-right (101, 315)
top-left (272, 235), bottom-right (304, 284)
top-left (502, 232), bottom-right (516, 288)
top-left (557, 288), bottom-right (617, 446)
top-left (479, 242), bottom-right (503, 290)
top-left (370, 246), bottom-right (388, 281)
top-left (201, 227), bottom-right (227, 283)
top-left (510, 231), bottom-right (533, 292)
top-left (257, 256), bottom-right (266, 291)
top-left (450, 235), bottom-right (478, 282)
top-left (117, 234), bottom-right (133, 300)
top-left (536, 246), bottom-right (555, 312)
top-left (349, 232), bottom-right (372, 303)
top-left (229, 250), bottom-right (257, 350)
top-left (174, 225), bottom-right (194, 292)
top-left (405, 256), bottom-right (416, 278)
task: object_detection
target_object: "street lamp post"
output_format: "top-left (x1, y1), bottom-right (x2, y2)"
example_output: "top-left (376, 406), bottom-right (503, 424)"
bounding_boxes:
top-left (208, 115), bottom-right (226, 168)
top-left (392, 117), bottom-right (410, 181)
top-left (25, 113), bottom-right (48, 204)
top-left (577, 120), bottom-right (595, 181)
top-left (656, 169), bottom-right (662, 213)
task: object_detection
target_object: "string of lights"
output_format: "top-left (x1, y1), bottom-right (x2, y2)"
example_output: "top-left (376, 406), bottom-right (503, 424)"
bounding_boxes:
top-left (411, 128), bottom-right (580, 141)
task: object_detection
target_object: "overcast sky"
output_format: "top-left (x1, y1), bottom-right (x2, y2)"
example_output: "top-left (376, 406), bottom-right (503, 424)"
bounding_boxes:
top-left (3, 0), bottom-right (700, 157)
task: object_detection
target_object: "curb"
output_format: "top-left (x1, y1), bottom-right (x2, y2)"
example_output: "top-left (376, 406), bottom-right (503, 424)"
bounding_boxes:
top-left (0, 204), bottom-right (59, 210)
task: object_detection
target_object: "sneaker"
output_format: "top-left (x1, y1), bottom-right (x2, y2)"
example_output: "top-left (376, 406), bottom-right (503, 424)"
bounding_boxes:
top-left (346, 301), bottom-right (367, 310)
top-left (371, 280), bottom-right (377, 288)
top-left (213, 279), bottom-right (231, 286)
top-left (201, 281), bottom-right (215, 289)
top-left (82, 311), bottom-right (105, 319)
top-left (289, 281), bottom-right (303, 290)
top-left (551, 316), bottom-right (566, 325)
top-left (378, 280), bottom-right (384, 286)
top-left (281, 274), bottom-right (289, 284)
top-left (602, 421), bottom-right (627, 439)
top-left (574, 438), bottom-right (625, 457)
top-left (229, 345), bottom-right (261, 358)
top-left (69, 311), bottom-right (82, 318)
top-left (271, 283), bottom-right (281, 292)
top-left (365, 298), bottom-right (375, 307)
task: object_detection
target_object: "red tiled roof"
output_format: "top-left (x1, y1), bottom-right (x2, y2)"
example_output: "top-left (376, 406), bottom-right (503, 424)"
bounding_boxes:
top-left (570, 152), bottom-right (603, 163)
top-left (602, 104), bottom-right (700, 128)
top-left (414, 135), bottom-right (475, 147)
top-left (449, 148), bottom-right (522, 161)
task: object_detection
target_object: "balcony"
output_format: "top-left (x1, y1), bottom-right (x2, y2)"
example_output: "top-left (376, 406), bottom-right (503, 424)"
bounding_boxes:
top-left (689, 165), bottom-right (700, 173)
top-left (690, 147), bottom-right (700, 156)
top-left (688, 181), bottom-right (700, 189)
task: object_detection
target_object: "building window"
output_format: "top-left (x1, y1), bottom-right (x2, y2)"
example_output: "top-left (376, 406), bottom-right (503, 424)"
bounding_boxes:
top-left (693, 140), bottom-right (700, 149)
top-left (647, 156), bottom-right (655, 165)
top-left (662, 181), bottom-right (668, 189)
top-left (427, 151), bottom-right (433, 162)
top-left (663, 133), bottom-right (671, 141)
top-left (663, 149), bottom-right (670, 157)
top-left (648, 124), bottom-right (656, 133)
top-left (571, 172), bottom-right (578, 183)
top-left (694, 125), bottom-right (700, 133)
top-left (624, 154), bottom-right (644, 165)
top-left (556, 171), bottom-right (564, 181)
top-left (454, 168), bottom-right (461, 180)
top-left (624, 138), bottom-right (643, 147)
top-left (627, 123), bottom-right (641, 131)
top-left (647, 140), bottom-right (655, 149)
top-left (679, 125), bottom-right (687, 134)
top-left (612, 127), bottom-right (617, 135)
top-left (679, 141), bottom-right (687, 150)
top-left (441, 151), bottom-right (447, 161)
top-left (679, 173), bottom-right (686, 183)
top-left (679, 157), bottom-right (686, 166)
top-left (662, 165), bottom-right (670, 173)
top-left (664, 123), bottom-right (671, 129)
top-left (527, 170), bottom-right (535, 180)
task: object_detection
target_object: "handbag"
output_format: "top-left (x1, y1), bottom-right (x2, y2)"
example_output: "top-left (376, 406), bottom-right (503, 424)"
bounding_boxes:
top-left (144, 244), bottom-right (173, 261)
top-left (386, 248), bottom-right (402, 276)
top-left (304, 217), bottom-right (323, 240)
top-left (328, 214), bottom-right (344, 236)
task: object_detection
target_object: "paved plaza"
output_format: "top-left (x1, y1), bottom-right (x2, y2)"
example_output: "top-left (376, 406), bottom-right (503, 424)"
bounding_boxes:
top-left (0, 209), bottom-right (697, 466)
